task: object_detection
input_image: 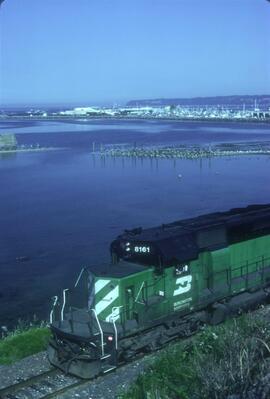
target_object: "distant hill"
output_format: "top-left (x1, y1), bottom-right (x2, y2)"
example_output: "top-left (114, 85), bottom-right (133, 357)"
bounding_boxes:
top-left (127, 95), bottom-right (270, 110)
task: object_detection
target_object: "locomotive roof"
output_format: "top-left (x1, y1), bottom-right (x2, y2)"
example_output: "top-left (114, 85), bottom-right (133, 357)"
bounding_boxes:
top-left (115, 204), bottom-right (270, 265)
top-left (121, 204), bottom-right (270, 241)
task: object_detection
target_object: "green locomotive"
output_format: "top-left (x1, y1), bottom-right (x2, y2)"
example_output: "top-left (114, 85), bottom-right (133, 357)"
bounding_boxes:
top-left (48, 204), bottom-right (270, 378)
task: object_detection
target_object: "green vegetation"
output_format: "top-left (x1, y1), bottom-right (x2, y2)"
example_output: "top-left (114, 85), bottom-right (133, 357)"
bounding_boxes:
top-left (0, 325), bottom-right (51, 365)
top-left (118, 311), bottom-right (270, 399)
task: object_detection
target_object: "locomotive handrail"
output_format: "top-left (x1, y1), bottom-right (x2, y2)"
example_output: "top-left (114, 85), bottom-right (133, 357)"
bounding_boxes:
top-left (61, 289), bottom-right (69, 321)
top-left (203, 254), bottom-right (270, 301)
top-left (91, 308), bottom-right (104, 356)
top-left (135, 282), bottom-right (145, 304)
top-left (210, 255), bottom-right (270, 279)
top-left (141, 275), bottom-right (163, 291)
top-left (112, 318), bottom-right (118, 350)
top-left (74, 267), bottom-right (87, 288)
top-left (49, 296), bottom-right (58, 324)
top-left (229, 254), bottom-right (270, 272)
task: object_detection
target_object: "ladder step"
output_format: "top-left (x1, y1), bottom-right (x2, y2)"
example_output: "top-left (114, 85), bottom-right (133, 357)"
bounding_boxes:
top-left (101, 354), bottom-right (111, 360)
top-left (102, 365), bottom-right (116, 374)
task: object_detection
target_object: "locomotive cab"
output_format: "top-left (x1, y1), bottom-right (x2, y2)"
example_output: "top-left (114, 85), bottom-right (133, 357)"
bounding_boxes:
top-left (48, 257), bottom-right (196, 378)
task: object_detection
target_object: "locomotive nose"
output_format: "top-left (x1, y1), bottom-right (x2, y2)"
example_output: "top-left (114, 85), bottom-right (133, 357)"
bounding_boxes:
top-left (48, 307), bottom-right (117, 379)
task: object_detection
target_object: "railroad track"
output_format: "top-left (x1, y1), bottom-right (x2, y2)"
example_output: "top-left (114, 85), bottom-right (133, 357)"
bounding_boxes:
top-left (0, 368), bottom-right (86, 399)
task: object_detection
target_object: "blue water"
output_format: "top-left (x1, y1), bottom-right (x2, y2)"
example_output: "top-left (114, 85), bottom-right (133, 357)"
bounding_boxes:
top-left (0, 119), bottom-right (270, 326)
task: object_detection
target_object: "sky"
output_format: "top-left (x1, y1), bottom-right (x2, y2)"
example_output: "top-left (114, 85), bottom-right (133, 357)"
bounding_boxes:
top-left (0, 0), bottom-right (270, 106)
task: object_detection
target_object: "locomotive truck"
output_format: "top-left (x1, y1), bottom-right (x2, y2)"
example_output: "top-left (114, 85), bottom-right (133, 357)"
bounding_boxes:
top-left (48, 204), bottom-right (270, 379)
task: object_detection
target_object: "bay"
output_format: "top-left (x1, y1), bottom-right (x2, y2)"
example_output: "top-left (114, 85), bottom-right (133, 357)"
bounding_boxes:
top-left (0, 118), bottom-right (270, 326)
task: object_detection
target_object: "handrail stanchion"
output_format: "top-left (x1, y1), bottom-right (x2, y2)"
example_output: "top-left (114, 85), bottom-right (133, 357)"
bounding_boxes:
top-left (61, 289), bottom-right (69, 321)
top-left (74, 267), bottom-right (86, 288)
top-left (112, 318), bottom-right (118, 350)
top-left (49, 296), bottom-right (58, 324)
top-left (91, 308), bottom-right (104, 356)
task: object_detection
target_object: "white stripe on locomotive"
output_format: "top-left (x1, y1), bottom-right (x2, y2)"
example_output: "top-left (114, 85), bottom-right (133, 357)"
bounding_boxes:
top-left (94, 279), bottom-right (111, 294)
top-left (95, 285), bottom-right (119, 315)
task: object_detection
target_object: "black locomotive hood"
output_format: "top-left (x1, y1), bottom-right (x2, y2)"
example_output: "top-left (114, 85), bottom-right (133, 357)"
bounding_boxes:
top-left (111, 204), bottom-right (270, 267)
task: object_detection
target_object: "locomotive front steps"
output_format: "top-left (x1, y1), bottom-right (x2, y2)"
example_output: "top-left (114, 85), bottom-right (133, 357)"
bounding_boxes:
top-left (100, 351), bottom-right (118, 374)
top-left (101, 363), bottom-right (117, 374)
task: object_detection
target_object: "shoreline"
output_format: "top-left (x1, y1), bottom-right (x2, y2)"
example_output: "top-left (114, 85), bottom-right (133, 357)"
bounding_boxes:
top-left (0, 147), bottom-right (63, 154)
top-left (0, 115), bottom-right (269, 124)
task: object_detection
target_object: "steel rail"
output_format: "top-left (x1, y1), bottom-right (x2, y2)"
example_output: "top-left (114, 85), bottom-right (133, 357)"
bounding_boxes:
top-left (0, 368), bottom-right (59, 398)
